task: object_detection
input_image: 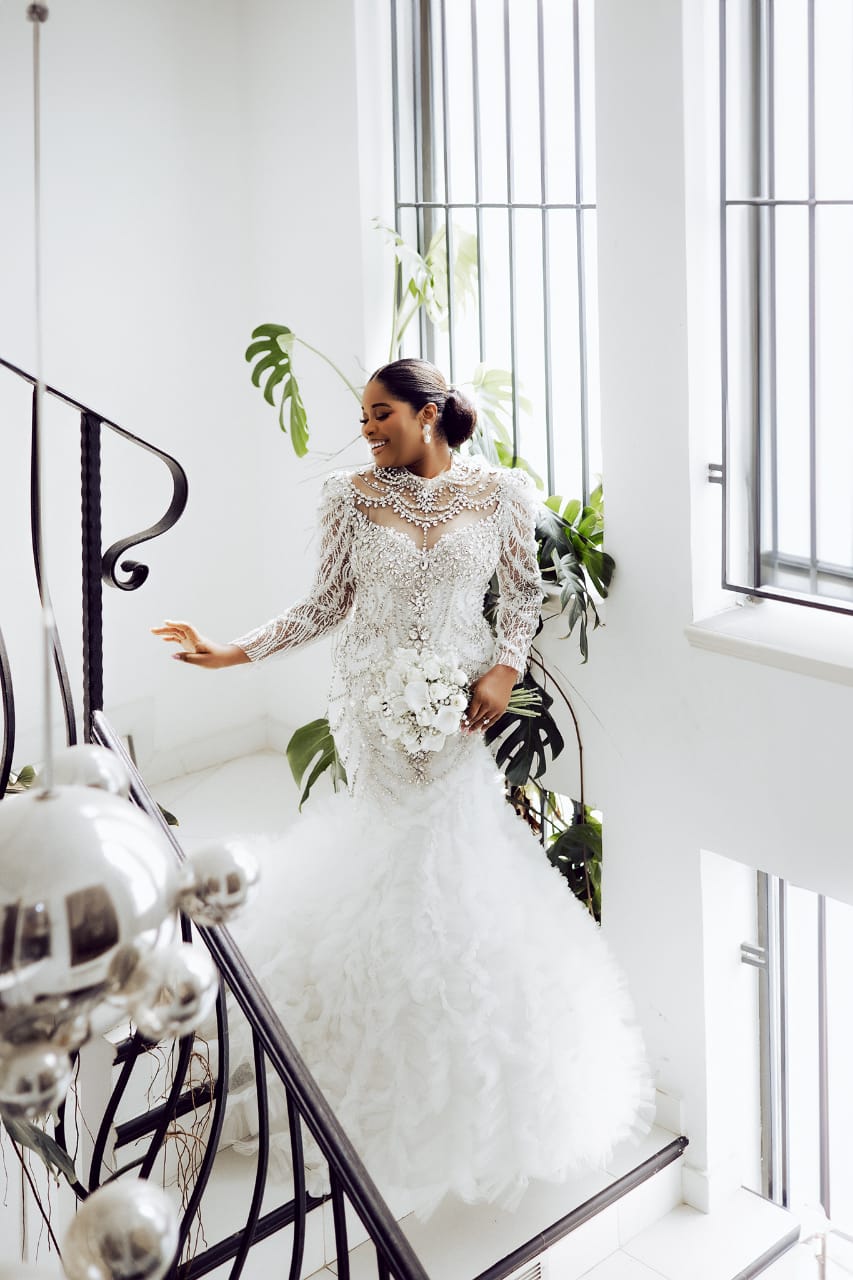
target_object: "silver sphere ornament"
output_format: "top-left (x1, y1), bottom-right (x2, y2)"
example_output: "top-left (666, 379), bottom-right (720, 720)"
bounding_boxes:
top-left (49, 745), bottom-right (130, 797)
top-left (129, 943), bottom-right (218, 1042)
top-left (0, 1040), bottom-right (73, 1118)
top-left (63, 1180), bottom-right (180, 1280)
top-left (0, 785), bottom-right (179, 1045)
top-left (176, 840), bottom-right (259, 926)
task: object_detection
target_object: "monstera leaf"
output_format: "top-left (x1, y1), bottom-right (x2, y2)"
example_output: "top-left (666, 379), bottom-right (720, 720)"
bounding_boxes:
top-left (536, 490), bottom-right (614, 662)
top-left (245, 324), bottom-right (309, 457)
top-left (547, 807), bottom-right (603, 921)
top-left (484, 673), bottom-right (564, 786)
top-left (286, 717), bottom-right (347, 810)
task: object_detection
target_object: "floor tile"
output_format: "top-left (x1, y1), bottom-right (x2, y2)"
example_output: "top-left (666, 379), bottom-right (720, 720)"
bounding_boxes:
top-left (579, 1252), bottom-right (670, 1279)
top-left (624, 1190), bottom-right (797, 1280)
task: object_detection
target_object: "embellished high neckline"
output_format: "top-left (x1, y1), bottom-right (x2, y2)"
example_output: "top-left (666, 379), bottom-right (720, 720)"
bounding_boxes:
top-left (374, 455), bottom-right (482, 488)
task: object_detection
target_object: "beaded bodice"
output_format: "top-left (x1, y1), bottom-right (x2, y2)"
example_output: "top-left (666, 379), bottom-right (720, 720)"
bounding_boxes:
top-left (233, 456), bottom-right (543, 797)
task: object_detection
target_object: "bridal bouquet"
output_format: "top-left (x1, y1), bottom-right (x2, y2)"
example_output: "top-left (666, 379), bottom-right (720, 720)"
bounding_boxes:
top-left (368, 647), bottom-right (470, 755)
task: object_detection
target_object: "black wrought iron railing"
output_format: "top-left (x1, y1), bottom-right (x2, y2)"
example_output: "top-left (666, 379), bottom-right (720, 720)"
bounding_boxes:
top-left (0, 354), bottom-right (689, 1280)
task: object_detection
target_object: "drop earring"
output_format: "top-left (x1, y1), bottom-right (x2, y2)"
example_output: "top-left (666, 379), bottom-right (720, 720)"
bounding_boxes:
top-left (422, 424), bottom-right (432, 445)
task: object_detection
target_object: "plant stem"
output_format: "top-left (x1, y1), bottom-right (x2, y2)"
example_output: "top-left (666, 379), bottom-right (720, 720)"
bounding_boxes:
top-left (528, 647), bottom-right (584, 813)
top-left (11, 1138), bottom-right (63, 1257)
top-left (294, 338), bottom-right (362, 401)
top-left (389, 258), bottom-right (401, 361)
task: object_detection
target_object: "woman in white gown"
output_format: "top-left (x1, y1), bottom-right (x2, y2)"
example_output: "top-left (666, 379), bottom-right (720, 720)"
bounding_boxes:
top-left (153, 358), bottom-right (653, 1217)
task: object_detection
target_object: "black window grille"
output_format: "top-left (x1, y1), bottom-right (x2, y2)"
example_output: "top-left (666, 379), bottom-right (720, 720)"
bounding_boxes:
top-left (390, 0), bottom-right (598, 501)
top-left (719, 0), bottom-right (853, 613)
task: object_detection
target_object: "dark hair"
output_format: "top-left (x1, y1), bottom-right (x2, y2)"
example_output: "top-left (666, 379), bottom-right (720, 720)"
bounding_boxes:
top-left (368, 358), bottom-right (477, 449)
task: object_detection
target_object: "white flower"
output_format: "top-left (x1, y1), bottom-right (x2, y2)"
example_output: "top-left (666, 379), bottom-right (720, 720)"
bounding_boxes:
top-left (434, 705), bottom-right (463, 735)
top-left (389, 694), bottom-right (409, 718)
top-left (404, 680), bottom-right (432, 714)
top-left (450, 692), bottom-right (468, 711)
top-left (421, 655), bottom-right (442, 680)
top-left (429, 680), bottom-right (451, 703)
top-left (451, 667), bottom-right (468, 686)
top-left (424, 731), bottom-right (446, 752)
top-left (416, 707), bottom-right (435, 727)
top-left (401, 729), bottom-right (421, 753)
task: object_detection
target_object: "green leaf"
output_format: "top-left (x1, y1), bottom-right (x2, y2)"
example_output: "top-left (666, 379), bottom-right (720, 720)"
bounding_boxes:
top-left (286, 718), bottom-right (347, 809)
top-left (485, 674), bottom-right (564, 785)
top-left (562, 498), bottom-right (581, 525)
top-left (246, 325), bottom-right (310, 457)
top-left (1, 1113), bottom-right (78, 1185)
top-left (493, 441), bottom-right (544, 489)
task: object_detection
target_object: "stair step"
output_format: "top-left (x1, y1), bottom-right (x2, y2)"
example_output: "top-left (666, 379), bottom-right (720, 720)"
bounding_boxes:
top-left (308, 1125), bottom-right (685, 1280)
top-left (597, 1187), bottom-right (798, 1280)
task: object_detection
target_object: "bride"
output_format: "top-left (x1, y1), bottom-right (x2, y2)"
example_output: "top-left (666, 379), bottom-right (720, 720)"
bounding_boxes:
top-left (153, 357), bottom-right (653, 1217)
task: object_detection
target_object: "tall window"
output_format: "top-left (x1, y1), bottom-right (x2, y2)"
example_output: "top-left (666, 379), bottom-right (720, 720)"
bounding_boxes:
top-left (721, 0), bottom-right (853, 613)
top-left (390, 0), bottom-right (598, 501)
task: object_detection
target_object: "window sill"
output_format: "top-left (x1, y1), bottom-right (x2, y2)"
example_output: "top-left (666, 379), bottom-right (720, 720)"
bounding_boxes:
top-left (685, 599), bottom-right (853, 686)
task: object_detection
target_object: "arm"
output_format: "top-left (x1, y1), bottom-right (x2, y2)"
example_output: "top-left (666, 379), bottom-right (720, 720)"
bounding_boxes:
top-left (152, 476), bottom-right (355, 669)
top-left (466, 472), bottom-right (543, 732)
top-left (231, 474), bottom-right (355, 662)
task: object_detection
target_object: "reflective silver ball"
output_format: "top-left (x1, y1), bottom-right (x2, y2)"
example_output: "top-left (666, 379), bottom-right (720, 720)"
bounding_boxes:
top-left (0, 786), bottom-right (179, 1044)
top-left (129, 944), bottom-right (218, 1043)
top-left (63, 1179), bottom-right (180, 1280)
top-left (49, 745), bottom-right (130, 797)
top-left (0, 1041), bottom-right (73, 1118)
top-left (176, 840), bottom-right (259, 926)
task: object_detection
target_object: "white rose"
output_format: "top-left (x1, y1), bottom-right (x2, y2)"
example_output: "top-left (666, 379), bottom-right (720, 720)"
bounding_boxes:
top-left (401, 729), bottom-right (421, 753)
top-left (390, 695), bottom-right (410, 718)
top-left (421, 655), bottom-right (442, 680)
top-left (452, 668), bottom-right (468, 686)
top-left (416, 707), bottom-right (435, 727)
top-left (450, 692), bottom-right (468, 711)
top-left (434, 705), bottom-right (463, 735)
top-left (404, 680), bottom-right (432, 714)
top-left (429, 681), bottom-right (451, 703)
top-left (424, 730), bottom-right (446, 752)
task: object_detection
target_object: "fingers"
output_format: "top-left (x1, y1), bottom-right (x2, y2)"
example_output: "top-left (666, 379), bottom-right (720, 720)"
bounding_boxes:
top-left (464, 699), bottom-right (501, 734)
top-left (150, 620), bottom-right (201, 651)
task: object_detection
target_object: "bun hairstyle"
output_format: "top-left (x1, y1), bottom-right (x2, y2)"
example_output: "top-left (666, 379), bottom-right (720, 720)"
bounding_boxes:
top-left (368, 358), bottom-right (477, 449)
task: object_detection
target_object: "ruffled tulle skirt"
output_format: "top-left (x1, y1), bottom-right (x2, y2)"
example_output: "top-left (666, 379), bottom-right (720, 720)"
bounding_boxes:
top-left (220, 746), bottom-right (654, 1219)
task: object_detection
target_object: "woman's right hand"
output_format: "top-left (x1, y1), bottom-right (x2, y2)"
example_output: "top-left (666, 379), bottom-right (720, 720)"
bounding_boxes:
top-left (150, 620), bottom-right (250, 669)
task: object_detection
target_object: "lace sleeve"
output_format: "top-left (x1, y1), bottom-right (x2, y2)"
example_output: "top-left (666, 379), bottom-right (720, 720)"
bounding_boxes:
top-left (494, 470), bottom-right (544, 675)
top-left (231, 473), bottom-right (355, 662)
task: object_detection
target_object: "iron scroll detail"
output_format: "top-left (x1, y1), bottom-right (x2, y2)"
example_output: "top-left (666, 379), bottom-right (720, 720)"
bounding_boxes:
top-left (100, 422), bottom-right (189, 592)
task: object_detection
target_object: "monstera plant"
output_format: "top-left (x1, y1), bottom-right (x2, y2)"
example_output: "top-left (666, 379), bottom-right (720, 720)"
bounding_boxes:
top-left (246, 222), bottom-right (613, 918)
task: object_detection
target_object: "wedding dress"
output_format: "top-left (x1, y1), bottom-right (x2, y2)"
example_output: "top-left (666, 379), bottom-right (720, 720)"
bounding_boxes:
top-left (221, 455), bottom-right (653, 1217)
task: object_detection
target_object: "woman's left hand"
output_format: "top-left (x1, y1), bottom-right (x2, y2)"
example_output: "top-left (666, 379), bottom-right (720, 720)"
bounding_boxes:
top-left (464, 664), bottom-right (518, 733)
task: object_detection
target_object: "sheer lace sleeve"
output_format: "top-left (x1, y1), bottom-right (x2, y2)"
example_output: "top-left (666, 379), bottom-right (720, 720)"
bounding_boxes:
top-left (231, 473), bottom-right (355, 662)
top-left (494, 470), bottom-right (544, 675)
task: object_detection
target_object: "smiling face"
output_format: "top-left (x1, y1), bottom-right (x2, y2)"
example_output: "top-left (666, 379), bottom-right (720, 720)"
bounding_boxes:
top-left (360, 379), bottom-right (438, 469)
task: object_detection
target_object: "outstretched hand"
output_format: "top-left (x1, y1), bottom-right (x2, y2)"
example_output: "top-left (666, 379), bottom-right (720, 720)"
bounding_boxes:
top-left (150, 620), bottom-right (250, 670)
top-left (464, 664), bottom-right (518, 733)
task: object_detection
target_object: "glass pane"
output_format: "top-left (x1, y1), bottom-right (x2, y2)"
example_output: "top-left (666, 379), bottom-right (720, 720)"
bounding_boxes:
top-left (443, 0), bottom-right (477, 205)
top-left (815, 207), bottom-right (853, 586)
top-left (393, 0), bottom-right (418, 205)
top-left (772, 206), bottom-right (812, 571)
top-left (548, 209), bottom-right (585, 502)
top-left (507, 2), bottom-right (542, 201)
top-left (511, 209), bottom-right (547, 482)
top-left (541, 0), bottom-right (578, 205)
top-left (815, 0), bottom-right (853, 200)
top-left (473, 0), bottom-right (508, 204)
top-left (827, 896), bottom-right (853, 1229)
top-left (785, 886), bottom-right (821, 1214)
top-left (773, 0), bottom-right (810, 200)
top-left (725, 0), bottom-right (760, 201)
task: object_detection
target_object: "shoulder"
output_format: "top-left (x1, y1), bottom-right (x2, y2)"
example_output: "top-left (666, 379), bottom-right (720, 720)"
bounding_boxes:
top-left (319, 468), bottom-right (363, 506)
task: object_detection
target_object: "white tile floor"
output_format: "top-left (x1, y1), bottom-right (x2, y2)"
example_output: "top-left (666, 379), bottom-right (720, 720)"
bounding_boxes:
top-left (149, 752), bottom-right (800, 1280)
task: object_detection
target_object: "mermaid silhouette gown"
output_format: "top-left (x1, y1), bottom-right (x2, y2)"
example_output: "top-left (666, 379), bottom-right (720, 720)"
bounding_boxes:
top-left (221, 456), bottom-right (653, 1217)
